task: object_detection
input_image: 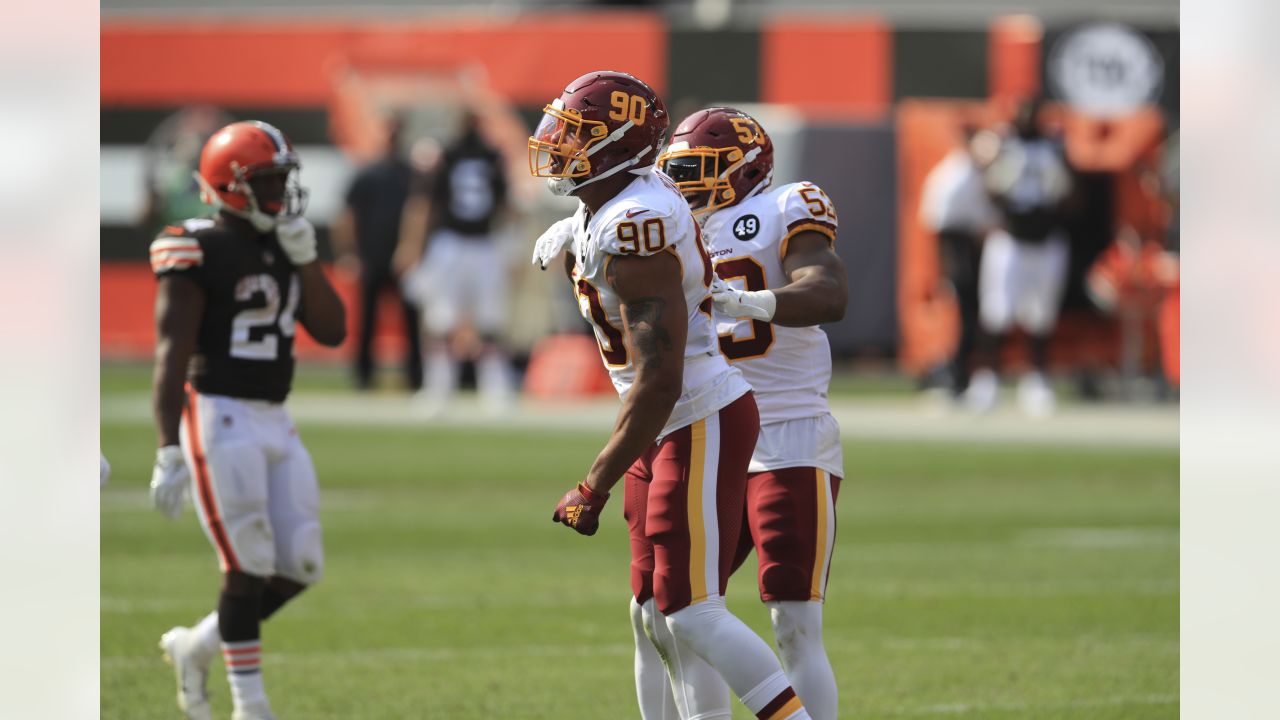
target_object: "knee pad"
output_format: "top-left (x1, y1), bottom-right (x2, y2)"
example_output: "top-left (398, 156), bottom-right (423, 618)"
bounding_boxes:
top-left (221, 510), bottom-right (276, 578)
top-left (664, 596), bottom-right (729, 646)
top-left (979, 301), bottom-right (1014, 335)
top-left (629, 596), bottom-right (653, 645)
top-left (632, 597), bottom-right (672, 665)
top-left (641, 598), bottom-right (672, 657)
top-left (275, 519), bottom-right (324, 585)
top-left (768, 600), bottom-right (825, 655)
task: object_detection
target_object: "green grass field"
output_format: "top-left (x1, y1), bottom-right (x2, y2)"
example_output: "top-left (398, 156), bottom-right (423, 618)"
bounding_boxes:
top-left (102, 366), bottom-right (1178, 719)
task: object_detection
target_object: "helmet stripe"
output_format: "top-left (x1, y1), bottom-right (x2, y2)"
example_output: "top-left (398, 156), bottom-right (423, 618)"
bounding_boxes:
top-left (253, 121), bottom-right (289, 154)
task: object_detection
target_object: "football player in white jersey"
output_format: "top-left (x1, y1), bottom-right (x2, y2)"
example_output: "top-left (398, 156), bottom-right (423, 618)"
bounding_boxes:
top-left (531, 72), bottom-right (812, 720)
top-left (638, 107), bottom-right (849, 720)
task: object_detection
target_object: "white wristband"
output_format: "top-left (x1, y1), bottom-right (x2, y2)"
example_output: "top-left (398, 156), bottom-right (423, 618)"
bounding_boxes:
top-left (742, 290), bottom-right (777, 321)
top-left (156, 445), bottom-right (184, 466)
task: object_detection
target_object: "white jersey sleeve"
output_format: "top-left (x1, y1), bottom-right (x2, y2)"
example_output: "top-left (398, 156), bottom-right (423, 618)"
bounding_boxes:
top-left (776, 181), bottom-right (839, 260)
top-left (595, 200), bottom-right (681, 258)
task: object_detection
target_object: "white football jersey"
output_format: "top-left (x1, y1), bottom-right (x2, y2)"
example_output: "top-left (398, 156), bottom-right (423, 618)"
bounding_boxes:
top-left (570, 171), bottom-right (751, 438)
top-left (703, 181), bottom-right (839, 426)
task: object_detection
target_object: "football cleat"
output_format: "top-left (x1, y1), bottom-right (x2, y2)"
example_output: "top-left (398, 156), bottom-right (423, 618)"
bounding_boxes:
top-left (159, 627), bottom-right (213, 720)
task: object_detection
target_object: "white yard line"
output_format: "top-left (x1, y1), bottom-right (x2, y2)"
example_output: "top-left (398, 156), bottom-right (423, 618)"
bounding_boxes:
top-left (101, 642), bottom-right (634, 670)
top-left (1017, 527), bottom-right (1180, 548)
top-left (880, 693), bottom-right (1178, 716)
top-left (102, 393), bottom-right (1178, 449)
top-left (102, 631), bottom-right (1176, 669)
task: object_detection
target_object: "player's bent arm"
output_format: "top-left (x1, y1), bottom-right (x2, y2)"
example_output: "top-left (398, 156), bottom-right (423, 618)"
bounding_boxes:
top-left (583, 252), bottom-right (688, 496)
top-left (331, 207), bottom-right (361, 275)
top-left (152, 275), bottom-right (205, 448)
top-left (296, 263), bottom-right (348, 347)
top-left (393, 194), bottom-right (430, 277)
top-left (330, 207), bottom-right (356, 257)
top-left (772, 230), bottom-right (848, 327)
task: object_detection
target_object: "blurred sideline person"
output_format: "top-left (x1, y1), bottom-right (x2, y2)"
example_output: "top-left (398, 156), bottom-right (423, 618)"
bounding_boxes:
top-left (398, 110), bottom-right (513, 414)
top-left (966, 98), bottom-right (1073, 417)
top-left (140, 105), bottom-right (233, 238)
top-left (332, 114), bottom-right (423, 391)
top-left (148, 121), bottom-right (347, 720)
top-left (532, 71), bottom-right (812, 720)
top-left (637, 107), bottom-right (846, 720)
top-left (918, 126), bottom-right (999, 399)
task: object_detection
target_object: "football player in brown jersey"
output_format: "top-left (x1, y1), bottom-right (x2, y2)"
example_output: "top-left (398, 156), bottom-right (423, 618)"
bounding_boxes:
top-left (148, 121), bottom-right (346, 720)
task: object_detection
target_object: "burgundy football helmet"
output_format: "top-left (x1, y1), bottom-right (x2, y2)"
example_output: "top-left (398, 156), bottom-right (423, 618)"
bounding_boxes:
top-left (659, 107), bottom-right (774, 218)
top-left (528, 70), bottom-right (669, 196)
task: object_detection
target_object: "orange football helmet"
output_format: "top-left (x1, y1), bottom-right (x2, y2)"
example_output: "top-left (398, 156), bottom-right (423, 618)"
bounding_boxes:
top-left (195, 121), bottom-right (307, 232)
top-left (528, 70), bottom-right (669, 196)
top-left (659, 107), bottom-right (774, 218)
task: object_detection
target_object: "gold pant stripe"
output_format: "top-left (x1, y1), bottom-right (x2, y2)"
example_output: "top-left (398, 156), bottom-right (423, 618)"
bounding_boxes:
top-left (810, 469), bottom-right (830, 600)
top-left (688, 418), bottom-right (708, 602)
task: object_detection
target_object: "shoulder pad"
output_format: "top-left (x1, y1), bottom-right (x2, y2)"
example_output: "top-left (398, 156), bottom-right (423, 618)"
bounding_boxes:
top-left (150, 222), bottom-right (208, 275)
top-left (777, 181), bottom-right (839, 243)
top-left (596, 204), bottom-right (682, 257)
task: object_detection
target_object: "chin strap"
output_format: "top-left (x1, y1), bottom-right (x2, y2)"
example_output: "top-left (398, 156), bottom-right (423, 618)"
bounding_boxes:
top-left (586, 119), bottom-right (635, 157)
top-left (566, 143), bottom-right (657, 195)
top-left (192, 171), bottom-right (282, 232)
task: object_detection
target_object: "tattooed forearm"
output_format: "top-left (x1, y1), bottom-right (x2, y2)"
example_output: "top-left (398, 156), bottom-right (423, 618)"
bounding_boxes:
top-left (625, 297), bottom-right (671, 370)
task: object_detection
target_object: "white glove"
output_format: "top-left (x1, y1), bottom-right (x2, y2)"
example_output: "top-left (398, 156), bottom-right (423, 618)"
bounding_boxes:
top-left (710, 277), bottom-right (776, 321)
top-left (150, 445), bottom-right (190, 520)
top-left (276, 217), bottom-right (318, 265)
top-left (532, 217), bottom-right (577, 270)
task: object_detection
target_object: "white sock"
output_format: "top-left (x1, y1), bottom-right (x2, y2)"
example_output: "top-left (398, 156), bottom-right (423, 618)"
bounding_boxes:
top-left (422, 345), bottom-right (457, 404)
top-left (664, 596), bottom-right (809, 719)
top-left (222, 640), bottom-right (267, 708)
top-left (631, 598), bottom-right (679, 720)
top-left (639, 597), bottom-right (731, 720)
top-left (188, 611), bottom-right (221, 665)
top-left (769, 601), bottom-right (837, 720)
top-left (476, 351), bottom-right (514, 411)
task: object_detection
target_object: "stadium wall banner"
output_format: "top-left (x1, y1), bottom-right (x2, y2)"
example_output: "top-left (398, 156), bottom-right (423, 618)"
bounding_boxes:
top-left (101, 15), bottom-right (1177, 366)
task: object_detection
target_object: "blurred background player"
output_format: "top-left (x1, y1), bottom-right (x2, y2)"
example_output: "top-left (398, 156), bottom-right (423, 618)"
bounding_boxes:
top-left (398, 110), bottom-right (513, 414)
top-left (147, 121), bottom-right (347, 720)
top-left (139, 105), bottom-right (234, 239)
top-left (918, 125), bottom-right (999, 400)
top-left (332, 113), bottom-right (424, 392)
top-left (649, 107), bottom-right (847, 720)
top-left (534, 72), bottom-right (812, 720)
top-left (966, 98), bottom-right (1074, 416)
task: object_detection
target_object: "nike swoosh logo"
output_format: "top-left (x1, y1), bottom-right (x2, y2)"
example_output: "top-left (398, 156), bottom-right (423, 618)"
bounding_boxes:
top-left (625, 208), bottom-right (650, 218)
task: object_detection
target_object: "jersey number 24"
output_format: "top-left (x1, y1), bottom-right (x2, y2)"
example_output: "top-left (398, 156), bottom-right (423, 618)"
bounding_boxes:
top-left (231, 274), bottom-right (300, 361)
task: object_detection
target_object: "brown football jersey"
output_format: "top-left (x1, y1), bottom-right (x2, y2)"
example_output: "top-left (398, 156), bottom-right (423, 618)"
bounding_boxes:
top-left (151, 217), bottom-right (301, 402)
